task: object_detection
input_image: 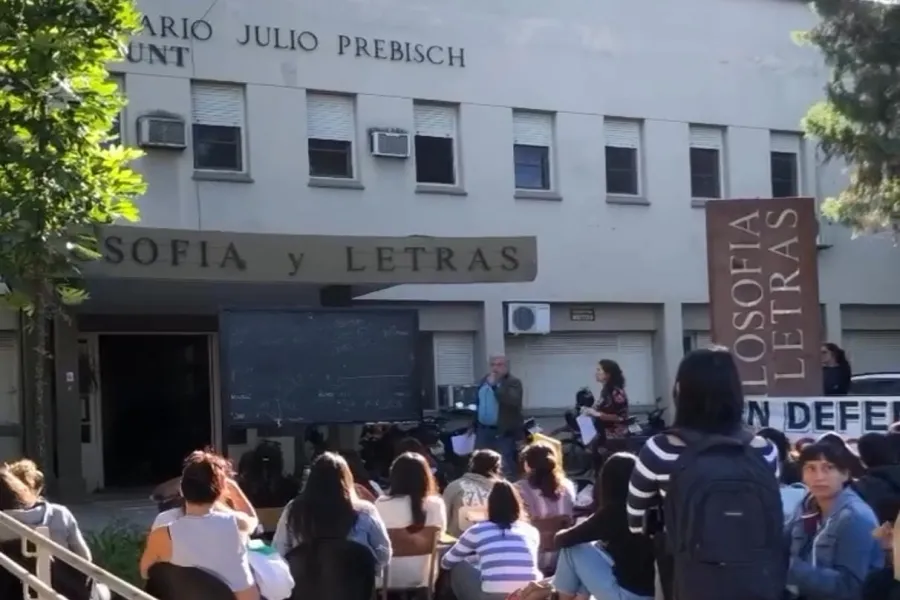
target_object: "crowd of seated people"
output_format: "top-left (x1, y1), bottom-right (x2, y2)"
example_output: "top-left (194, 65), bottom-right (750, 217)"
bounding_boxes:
top-left (6, 350), bottom-right (900, 600)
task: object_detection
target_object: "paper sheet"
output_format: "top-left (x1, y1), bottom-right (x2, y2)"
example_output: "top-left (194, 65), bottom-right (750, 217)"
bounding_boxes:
top-left (576, 414), bottom-right (598, 445)
top-left (451, 431), bottom-right (476, 456)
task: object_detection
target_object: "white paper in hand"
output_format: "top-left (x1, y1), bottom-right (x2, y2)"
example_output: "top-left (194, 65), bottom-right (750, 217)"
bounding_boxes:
top-left (576, 415), bottom-right (598, 445)
top-left (451, 431), bottom-right (476, 456)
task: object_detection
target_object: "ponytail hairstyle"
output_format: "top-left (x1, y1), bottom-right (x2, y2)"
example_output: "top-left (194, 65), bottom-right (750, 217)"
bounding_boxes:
top-left (521, 442), bottom-right (564, 500)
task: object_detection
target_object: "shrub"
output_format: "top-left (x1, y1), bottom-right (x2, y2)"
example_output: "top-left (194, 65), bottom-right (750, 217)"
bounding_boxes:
top-left (86, 521), bottom-right (145, 586)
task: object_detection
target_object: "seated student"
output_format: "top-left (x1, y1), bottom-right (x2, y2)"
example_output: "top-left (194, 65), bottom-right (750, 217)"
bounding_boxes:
top-left (516, 442), bottom-right (576, 519)
top-left (273, 452), bottom-right (391, 572)
top-left (515, 442), bottom-right (575, 571)
top-left (552, 452), bottom-right (654, 600)
top-left (140, 451), bottom-right (260, 600)
top-left (441, 480), bottom-right (541, 600)
top-left (785, 442), bottom-right (884, 600)
top-left (443, 449), bottom-right (502, 538)
top-left (152, 453), bottom-right (257, 531)
top-left (375, 452), bottom-right (447, 588)
top-left (0, 464), bottom-right (92, 560)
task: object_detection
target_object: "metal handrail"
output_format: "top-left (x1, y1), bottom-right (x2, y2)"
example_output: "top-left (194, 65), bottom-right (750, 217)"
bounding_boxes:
top-left (0, 511), bottom-right (156, 600)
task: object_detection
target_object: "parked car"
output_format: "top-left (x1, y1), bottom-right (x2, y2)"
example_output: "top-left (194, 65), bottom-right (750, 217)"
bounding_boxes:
top-left (849, 372), bottom-right (900, 396)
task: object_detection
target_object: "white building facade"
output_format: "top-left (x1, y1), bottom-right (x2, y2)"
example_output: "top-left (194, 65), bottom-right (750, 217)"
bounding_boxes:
top-left (3, 0), bottom-right (900, 495)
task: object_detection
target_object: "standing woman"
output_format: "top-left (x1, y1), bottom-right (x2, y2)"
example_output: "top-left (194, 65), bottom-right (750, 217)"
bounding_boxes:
top-left (580, 359), bottom-right (629, 448)
top-left (822, 342), bottom-right (852, 396)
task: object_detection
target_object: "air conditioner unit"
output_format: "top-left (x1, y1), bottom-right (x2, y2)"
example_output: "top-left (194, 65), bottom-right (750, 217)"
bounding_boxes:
top-left (370, 130), bottom-right (411, 158)
top-left (437, 384), bottom-right (479, 410)
top-left (136, 115), bottom-right (187, 150)
top-left (507, 303), bottom-right (551, 335)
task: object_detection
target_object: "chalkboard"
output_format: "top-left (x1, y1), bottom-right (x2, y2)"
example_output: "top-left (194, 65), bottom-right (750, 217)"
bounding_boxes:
top-left (220, 309), bottom-right (421, 426)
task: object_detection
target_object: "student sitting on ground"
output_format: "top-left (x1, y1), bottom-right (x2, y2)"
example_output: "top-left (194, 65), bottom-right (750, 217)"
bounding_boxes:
top-left (785, 442), bottom-right (884, 600)
top-left (273, 452), bottom-right (392, 571)
top-left (140, 451), bottom-right (260, 600)
top-left (443, 449), bottom-right (502, 538)
top-left (515, 442), bottom-right (575, 571)
top-left (376, 452), bottom-right (447, 589)
top-left (552, 452), bottom-right (654, 600)
top-left (441, 480), bottom-right (541, 600)
top-left (0, 463), bottom-right (92, 560)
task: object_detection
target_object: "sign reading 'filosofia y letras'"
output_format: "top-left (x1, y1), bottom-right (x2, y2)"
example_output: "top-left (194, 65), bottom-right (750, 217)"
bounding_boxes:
top-left (126, 14), bottom-right (466, 69)
top-left (83, 227), bottom-right (537, 285)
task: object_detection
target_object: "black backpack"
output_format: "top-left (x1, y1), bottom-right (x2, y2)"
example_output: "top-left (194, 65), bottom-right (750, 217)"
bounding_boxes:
top-left (663, 428), bottom-right (787, 600)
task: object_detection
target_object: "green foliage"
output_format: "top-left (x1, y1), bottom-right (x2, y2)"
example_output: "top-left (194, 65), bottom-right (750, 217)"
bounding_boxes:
top-left (86, 520), bottom-right (146, 586)
top-left (801, 0), bottom-right (900, 233)
top-left (0, 0), bottom-right (145, 310)
top-left (0, 0), bottom-right (146, 467)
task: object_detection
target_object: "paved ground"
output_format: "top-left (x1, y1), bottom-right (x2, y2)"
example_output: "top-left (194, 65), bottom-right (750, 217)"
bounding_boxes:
top-left (70, 498), bottom-right (158, 533)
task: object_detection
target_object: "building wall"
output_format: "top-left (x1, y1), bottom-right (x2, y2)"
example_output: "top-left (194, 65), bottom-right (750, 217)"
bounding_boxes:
top-left (95, 0), bottom-right (900, 416)
top-left (120, 0), bottom-right (900, 307)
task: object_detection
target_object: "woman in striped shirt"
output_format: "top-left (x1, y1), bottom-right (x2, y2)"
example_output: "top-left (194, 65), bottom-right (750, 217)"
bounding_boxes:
top-left (625, 348), bottom-right (779, 599)
top-left (441, 480), bottom-right (542, 599)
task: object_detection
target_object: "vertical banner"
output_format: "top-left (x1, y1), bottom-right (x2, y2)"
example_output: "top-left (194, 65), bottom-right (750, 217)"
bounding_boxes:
top-left (706, 197), bottom-right (822, 396)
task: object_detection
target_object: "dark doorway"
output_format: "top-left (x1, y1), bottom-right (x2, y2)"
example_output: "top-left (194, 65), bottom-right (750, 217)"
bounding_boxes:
top-left (100, 334), bottom-right (211, 488)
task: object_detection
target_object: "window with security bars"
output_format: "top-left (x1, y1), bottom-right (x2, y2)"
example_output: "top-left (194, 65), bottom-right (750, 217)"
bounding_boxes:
top-left (191, 82), bottom-right (245, 172)
top-left (414, 103), bottom-right (457, 185)
top-left (307, 92), bottom-right (356, 178)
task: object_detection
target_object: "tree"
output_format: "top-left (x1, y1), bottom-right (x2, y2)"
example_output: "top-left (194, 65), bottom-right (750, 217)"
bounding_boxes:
top-left (0, 0), bottom-right (145, 469)
top-left (801, 0), bottom-right (900, 233)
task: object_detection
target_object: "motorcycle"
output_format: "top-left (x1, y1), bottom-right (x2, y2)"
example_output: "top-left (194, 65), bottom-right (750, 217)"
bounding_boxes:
top-left (358, 404), bottom-right (475, 491)
top-left (551, 394), bottom-right (667, 477)
top-left (149, 439), bottom-right (300, 514)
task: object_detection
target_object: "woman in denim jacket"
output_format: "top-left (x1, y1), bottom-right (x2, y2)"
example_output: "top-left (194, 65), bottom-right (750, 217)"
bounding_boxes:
top-left (786, 442), bottom-right (883, 600)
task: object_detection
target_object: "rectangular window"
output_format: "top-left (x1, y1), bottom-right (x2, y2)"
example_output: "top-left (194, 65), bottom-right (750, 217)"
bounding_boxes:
top-left (689, 126), bottom-right (723, 199)
top-left (191, 82), bottom-right (245, 172)
top-left (513, 111), bottom-right (553, 190)
top-left (604, 119), bottom-right (641, 195)
top-left (307, 92), bottom-right (355, 179)
top-left (414, 103), bottom-right (457, 185)
top-left (770, 132), bottom-right (801, 198)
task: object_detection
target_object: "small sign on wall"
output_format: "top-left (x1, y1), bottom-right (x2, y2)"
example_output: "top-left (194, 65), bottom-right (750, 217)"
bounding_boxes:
top-left (569, 307), bottom-right (595, 322)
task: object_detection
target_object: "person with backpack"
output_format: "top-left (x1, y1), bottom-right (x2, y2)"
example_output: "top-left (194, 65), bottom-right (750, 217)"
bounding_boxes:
top-left (786, 441), bottom-right (883, 600)
top-left (626, 347), bottom-right (784, 600)
top-left (854, 432), bottom-right (900, 519)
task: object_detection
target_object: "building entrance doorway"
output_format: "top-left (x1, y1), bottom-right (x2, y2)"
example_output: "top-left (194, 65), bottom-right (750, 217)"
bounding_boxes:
top-left (99, 334), bottom-right (212, 489)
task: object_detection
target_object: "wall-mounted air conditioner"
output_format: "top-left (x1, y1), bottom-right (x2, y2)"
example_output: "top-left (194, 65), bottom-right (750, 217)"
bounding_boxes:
top-left (370, 130), bottom-right (411, 158)
top-left (136, 114), bottom-right (187, 150)
top-left (507, 303), bottom-right (551, 335)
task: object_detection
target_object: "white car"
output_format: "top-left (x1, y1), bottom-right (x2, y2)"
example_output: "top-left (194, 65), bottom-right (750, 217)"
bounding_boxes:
top-left (848, 372), bottom-right (900, 396)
